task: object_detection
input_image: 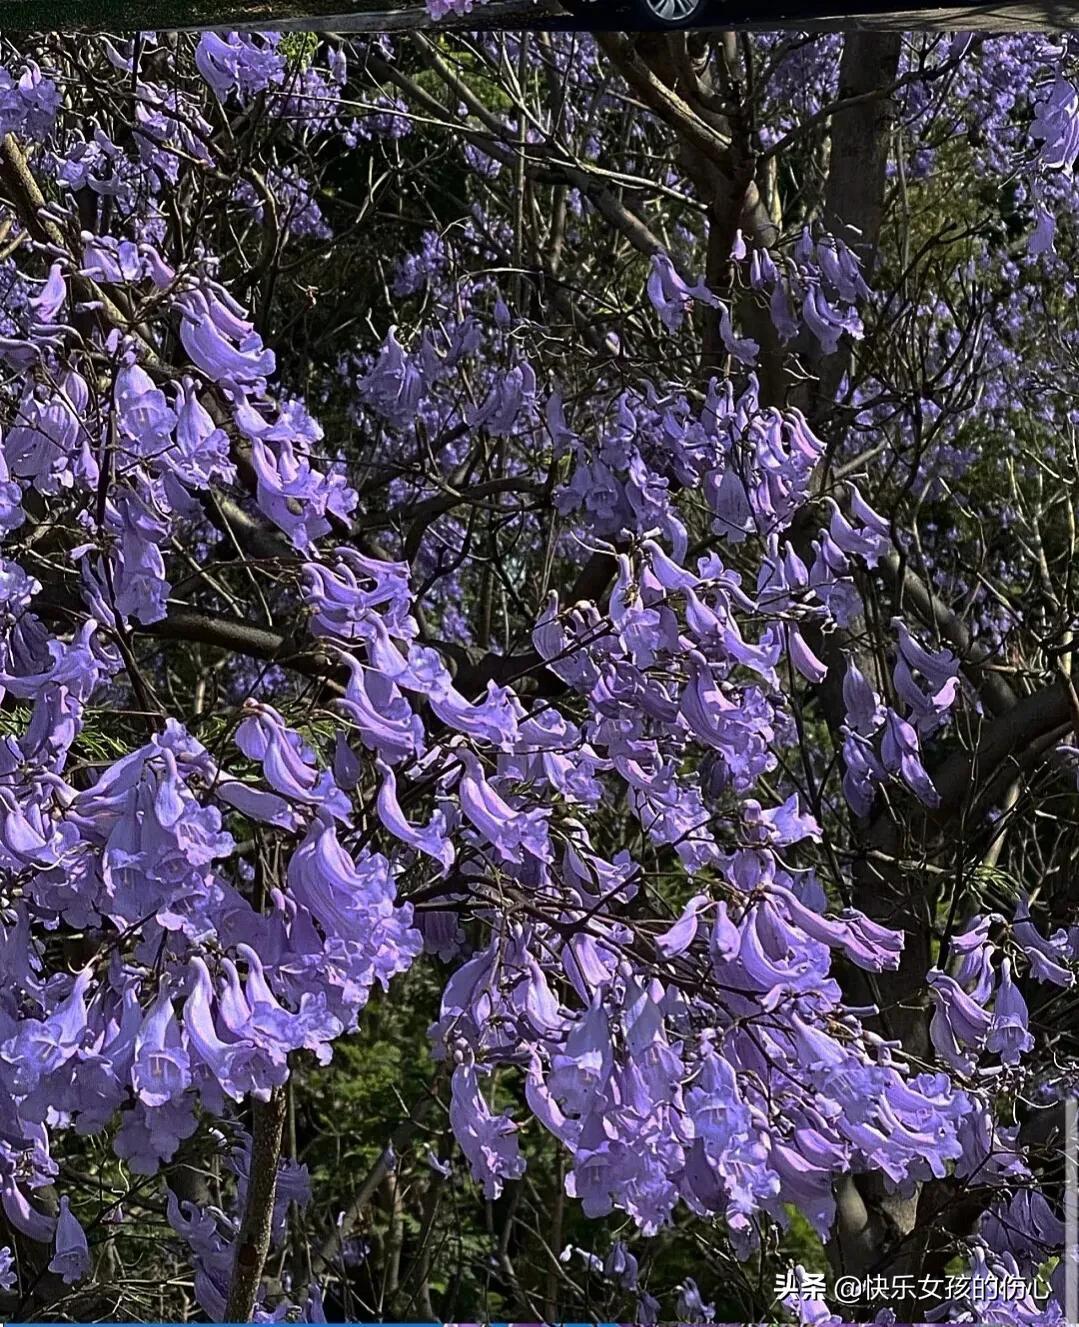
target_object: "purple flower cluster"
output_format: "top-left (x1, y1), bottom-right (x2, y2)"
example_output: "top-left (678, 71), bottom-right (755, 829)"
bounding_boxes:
top-left (0, 29), bottom-right (1072, 1326)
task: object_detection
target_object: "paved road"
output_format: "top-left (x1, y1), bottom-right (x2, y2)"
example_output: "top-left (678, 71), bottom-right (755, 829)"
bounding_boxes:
top-left (2, 0), bottom-right (1075, 37)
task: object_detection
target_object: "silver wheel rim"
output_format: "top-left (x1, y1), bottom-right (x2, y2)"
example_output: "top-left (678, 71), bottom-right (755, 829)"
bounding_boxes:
top-left (644, 0), bottom-right (701, 21)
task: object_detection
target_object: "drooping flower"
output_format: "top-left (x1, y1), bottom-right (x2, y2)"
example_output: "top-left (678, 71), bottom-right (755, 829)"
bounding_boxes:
top-left (48, 1197), bottom-right (90, 1285)
top-left (881, 709), bottom-right (940, 806)
top-left (987, 958), bottom-right (1034, 1065)
top-left (449, 1061), bottom-right (526, 1199)
top-left (928, 969), bottom-right (993, 1073)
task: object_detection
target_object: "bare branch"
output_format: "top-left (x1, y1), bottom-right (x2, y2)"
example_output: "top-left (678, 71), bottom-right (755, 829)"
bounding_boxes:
top-left (224, 1088), bottom-right (288, 1324)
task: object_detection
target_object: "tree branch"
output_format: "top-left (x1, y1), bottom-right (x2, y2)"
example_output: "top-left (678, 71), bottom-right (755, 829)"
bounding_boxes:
top-left (142, 608), bottom-right (344, 696)
top-left (929, 677), bottom-right (1071, 818)
top-left (879, 550), bottom-right (1019, 716)
top-left (224, 1088), bottom-right (288, 1323)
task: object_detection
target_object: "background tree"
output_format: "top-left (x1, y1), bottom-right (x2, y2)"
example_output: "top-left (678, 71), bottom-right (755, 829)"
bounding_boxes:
top-left (0, 26), bottom-right (1077, 1326)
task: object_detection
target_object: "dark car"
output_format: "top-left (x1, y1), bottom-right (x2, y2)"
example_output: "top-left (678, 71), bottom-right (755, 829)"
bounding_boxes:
top-left (558, 0), bottom-right (716, 25)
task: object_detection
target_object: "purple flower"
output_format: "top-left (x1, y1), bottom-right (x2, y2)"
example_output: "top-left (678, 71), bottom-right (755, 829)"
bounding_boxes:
top-left (677, 1277), bottom-right (715, 1322)
top-left (988, 959), bottom-right (1033, 1065)
top-left (1013, 894), bottom-right (1075, 986)
top-left (604, 1239), bottom-right (639, 1289)
top-left (177, 289), bottom-right (276, 386)
top-left (788, 625), bottom-right (828, 683)
top-left (824, 496), bottom-right (889, 568)
top-left (48, 1197), bottom-right (89, 1285)
top-left (842, 658), bottom-right (885, 735)
top-left (29, 263), bottom-right (66, 325)
top-left (928, 969), bottom-right (992, 1073)
top-left (646, 253), bottom-right (718, 332)
top-left (952, 915), bottom-right (999, 1003)
top-left (983, 1187), bottom-right (1064, 1266)
top-left (1031, 76), bottom-right (1079, 173)
top-left (881, 709), bottom-right (940, 806)
top-left (457, 749), bottom-right (551, 864)
top-left (195, 33), bottom-right (284, 103)
top-left (0, 62), bottom-right (59, 140)
top-left (376, 761), bottom-right (455, 871)
top-left (132, 978), bottom-right (191, 1108)
top-left (449, 1062), bottom-right (525, 1199)
top-left (182, 957), bottom-right (286, 1103)
top-left (1029, 201), bottom-right (1057, 256)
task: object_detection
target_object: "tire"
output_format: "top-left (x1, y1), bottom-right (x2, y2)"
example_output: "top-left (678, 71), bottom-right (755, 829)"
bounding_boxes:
top-left (557, 0), bottom-right (713, 26)
top-left (623, 0), bottom-right (714, 25)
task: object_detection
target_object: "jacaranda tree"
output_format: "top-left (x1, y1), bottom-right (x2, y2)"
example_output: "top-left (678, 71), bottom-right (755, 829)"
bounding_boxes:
top-left (1, 24), bottom-right (1079, 1326)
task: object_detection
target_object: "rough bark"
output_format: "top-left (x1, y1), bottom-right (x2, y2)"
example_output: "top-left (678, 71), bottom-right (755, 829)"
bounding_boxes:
top-left (224, 1089), bottom-right (288, 1323)
top-left (811, 32), bottom-right (904, 417)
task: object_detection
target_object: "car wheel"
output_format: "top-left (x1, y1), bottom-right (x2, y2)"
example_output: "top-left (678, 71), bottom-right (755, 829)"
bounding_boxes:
top-left (624, 0), bottom-right (714, 26)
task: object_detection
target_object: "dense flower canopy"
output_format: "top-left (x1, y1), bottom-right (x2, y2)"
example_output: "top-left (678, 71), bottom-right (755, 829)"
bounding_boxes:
top-left (0, 23), bottom-right (1077, 1326)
